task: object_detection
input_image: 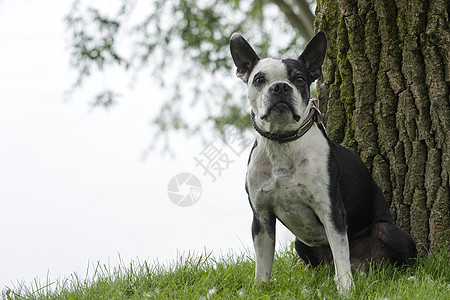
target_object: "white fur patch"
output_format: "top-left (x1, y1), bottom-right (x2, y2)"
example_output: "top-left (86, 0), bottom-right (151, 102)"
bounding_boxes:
top-left (247, 124), bottom-right (330, 246)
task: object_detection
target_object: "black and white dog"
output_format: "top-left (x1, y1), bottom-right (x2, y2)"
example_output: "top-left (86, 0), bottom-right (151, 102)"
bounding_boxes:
top-left (230, 31), bottom-right (416, 292)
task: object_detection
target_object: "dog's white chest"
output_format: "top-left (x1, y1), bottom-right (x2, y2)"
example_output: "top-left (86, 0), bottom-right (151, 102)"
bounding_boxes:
top-left (247, 128), bottom-right (331, 246)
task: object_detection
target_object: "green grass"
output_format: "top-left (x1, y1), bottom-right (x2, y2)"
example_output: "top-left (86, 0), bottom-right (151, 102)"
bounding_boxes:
top-left (3, 246), bottom-right (449, 300)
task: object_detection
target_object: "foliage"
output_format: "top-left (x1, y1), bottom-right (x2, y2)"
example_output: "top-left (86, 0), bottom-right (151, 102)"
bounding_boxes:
top-left (65, 0), bottom-right (314, 149)
top-left (3, 247), bottom-right (449, 299)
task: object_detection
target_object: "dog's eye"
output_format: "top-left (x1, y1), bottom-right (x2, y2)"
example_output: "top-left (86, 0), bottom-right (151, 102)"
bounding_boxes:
top-left (254, 76), bottom-right (266, 85)
top-left (295, 76), bottom-right (306, 85)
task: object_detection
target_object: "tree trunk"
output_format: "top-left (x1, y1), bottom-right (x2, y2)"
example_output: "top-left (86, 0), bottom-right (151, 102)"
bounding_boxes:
top-left (314, 0), bottom-right (449, 256)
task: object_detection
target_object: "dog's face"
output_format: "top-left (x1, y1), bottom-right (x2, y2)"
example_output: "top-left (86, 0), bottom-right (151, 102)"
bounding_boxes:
top-left (230, 32), bottom-right (327, 133)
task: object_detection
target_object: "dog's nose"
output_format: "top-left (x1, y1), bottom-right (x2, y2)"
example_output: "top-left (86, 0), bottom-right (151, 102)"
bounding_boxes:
top-left (269, 82), bottom-right (292, 95)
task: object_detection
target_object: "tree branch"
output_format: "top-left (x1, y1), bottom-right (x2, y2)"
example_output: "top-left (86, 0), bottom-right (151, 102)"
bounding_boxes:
top-left (270, 0), bottom-right (314, 39)
top-left (293, 0), bottom-right (315, 31)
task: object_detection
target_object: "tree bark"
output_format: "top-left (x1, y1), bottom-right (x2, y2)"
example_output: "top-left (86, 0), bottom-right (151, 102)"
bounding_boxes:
top-left (315, 0), bottom-right (449, 256)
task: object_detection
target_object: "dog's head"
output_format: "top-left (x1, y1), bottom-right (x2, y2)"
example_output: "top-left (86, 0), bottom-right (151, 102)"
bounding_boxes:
top-left (230, 32), bottom-right (327, 134)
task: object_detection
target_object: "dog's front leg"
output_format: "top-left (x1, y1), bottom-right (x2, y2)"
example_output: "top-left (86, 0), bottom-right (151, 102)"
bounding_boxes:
top-left (252, 213), bottom-right (276, 285)
top-left (322, 218), bottom-right (353, 292)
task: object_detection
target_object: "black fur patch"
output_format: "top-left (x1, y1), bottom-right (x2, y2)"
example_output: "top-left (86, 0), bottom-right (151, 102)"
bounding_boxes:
top-left (281, 59), bottom-right (311, 102)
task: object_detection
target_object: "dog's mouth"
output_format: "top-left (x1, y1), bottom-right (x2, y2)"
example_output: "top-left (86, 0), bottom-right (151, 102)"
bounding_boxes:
top-left (261, 101), bottom-right (301, 122)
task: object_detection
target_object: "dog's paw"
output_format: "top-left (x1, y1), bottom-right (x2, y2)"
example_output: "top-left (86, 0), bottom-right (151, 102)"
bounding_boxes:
top-left (253, 277), bottom-right (271, 291)
top-left (335, 273), bottom-right (354, 296)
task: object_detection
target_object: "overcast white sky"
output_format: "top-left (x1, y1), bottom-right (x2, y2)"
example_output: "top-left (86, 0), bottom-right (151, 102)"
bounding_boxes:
top-left (0, 0), bottom-right (293, 291)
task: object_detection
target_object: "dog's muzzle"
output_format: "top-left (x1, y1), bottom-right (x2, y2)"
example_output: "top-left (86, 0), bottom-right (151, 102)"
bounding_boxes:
top-left (261, 82), bottom-right (301, 122)
top-left (251, 99), bottom-right (327, 143)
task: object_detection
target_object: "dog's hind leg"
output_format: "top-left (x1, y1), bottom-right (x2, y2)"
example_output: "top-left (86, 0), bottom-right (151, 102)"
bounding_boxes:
top-left (294, 238), bottom-right (333, 267)
top-left (369, 222), bottom-right (417, 266)
top-left (348, 221), bottom-right (417, 270)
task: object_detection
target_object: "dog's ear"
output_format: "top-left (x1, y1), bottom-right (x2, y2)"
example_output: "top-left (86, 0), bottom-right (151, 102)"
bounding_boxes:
top-left (230, 33), bottom-right (260, 83)
top-left (298, 31), bottom-right (327, 82)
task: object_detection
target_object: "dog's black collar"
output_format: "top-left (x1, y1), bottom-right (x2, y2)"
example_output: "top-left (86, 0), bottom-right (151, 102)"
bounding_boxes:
top-left (250, 99), bottom-right (327, 143)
